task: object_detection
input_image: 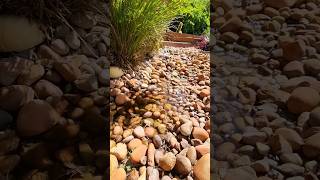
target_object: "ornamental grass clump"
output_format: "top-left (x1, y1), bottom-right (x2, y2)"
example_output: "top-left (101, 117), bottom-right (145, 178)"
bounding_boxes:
top-left (109, 0), bottom-right (181, 67)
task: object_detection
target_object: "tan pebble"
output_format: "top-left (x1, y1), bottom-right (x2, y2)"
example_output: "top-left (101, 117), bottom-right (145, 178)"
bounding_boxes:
top-left (128, 138), bottom-right (143, 151)
top-left (187, 146), bottom-right (197, 165)
top-left (144, 111), bottom-right (153, 118)
top-left (145, 127), bottom-right (156, 138)
top-left (170, 137), bottom-right (178, 148)
top-left (110, 140), bottom-right (116, 149)
top-left (164, 104), bottom-right (172, 110)
top-left (193, 154), bottom-right (210, 180)
top-left (153, 111), bottom-right (161, 118)
top-left (110, 88), bottom-right (121, 96)
top-left (128, 169), bottom-right (140, 180)
top-left (180, 122), bottom-right (193, 136)
top-left (155, 149), bottom-right (165, 165)
top-left (159, 152), bottom-right (176, 171)
top-left (199, 88), bottom-right (210, 98)
top-left (138, 166), bottom-right (146, 180)
top-left (192, 127), bottom-right (209, 142)
top-left (157, 124), bottom-right (167, 134)
top-left (160, 114), bottom-right (165, 119)
top-left (123, 129), bottom-right (133, 138)
top-left (195, 143), bottom-right (210, 156)
top-left (110, 168), bottom-right (126, 180)
top-left (110, 143), bottom-right (127, 161)
top-left (133, 126), bottom-right (145, 138)
top-left (113, 126), bottom-right (123, 135)
top-left (191, 118), bottom-right (200, 127)
top-left (130, 144), bottom-right (148, 164)
top-left (147, 143), bottom-right (155, 166)
top-left (174, 154), bottom-right (192, 176)
top-left (115, 93), bottom-right (129, 105)
top-left (110, 154), bottom-right (118, 170)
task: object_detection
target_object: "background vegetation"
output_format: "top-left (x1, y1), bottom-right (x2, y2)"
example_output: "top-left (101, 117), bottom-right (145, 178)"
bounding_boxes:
top-left (109, 0), bottom-right (181, 67)
top-left (109, 0), bottom-right (210, 67)
top-left (174, 0), bottom-right (210, 35)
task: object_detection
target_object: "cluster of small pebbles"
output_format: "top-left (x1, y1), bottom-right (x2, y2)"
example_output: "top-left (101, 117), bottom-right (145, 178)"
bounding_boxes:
top-left (213, 0), bottom-right (320, 179)
top-left (0, 1), bottom-right (110, 179)
top-left (110, 47), bottom-right (210, 180)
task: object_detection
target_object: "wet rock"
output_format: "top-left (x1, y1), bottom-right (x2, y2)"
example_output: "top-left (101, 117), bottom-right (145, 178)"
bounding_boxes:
top-left (251, 159), bottom-right (270, 174)
top-left (283, 61), bottom-right (305, 78)
top-left (221, 32), bottom-right (239, 43)
top-left (0, 155), bottom-right (20, 174)
top-left (274, 128), bottom-right (304, 151)
top-left (0, 58), bottom-right (33, 86)
top-left (74, 74), bottom-right (98, 92)
top-left (265, 0), bottom-right (298, 9)
top-left (71, 12), bottom-right (97, 29)
top-left (17, 64), bottom-right (45, 86)
top-left (220, 17), bottom-right (244, 33)
top-left (250, 53), bottom-right (269, 64)
top-left (224, 166), bottom-right (257, 180)
top-left (17, 100), bottom-right (61, 137)
top-left (0, 110), bottom-right (13, 130)
top-left (216, 142), bottom-right (235, 161)
top-left (34, 80), bottom-right (63, 99)
top-left (65, 31), bottom-right (80, 50)
top-left (277, 163), bottom-right (304, 176)
top-left (50, 39), bottom-right (70, 55)
top-left (54, 62), bottom-right (81, 82)
top-left (0, 134), bottom-right (20, 155)
top-left (79, 143), bottom-right (94, 164)
top-left (308, 107), bottom-right (320, 126)
top-left (0, 85), bottom-right (34, 111)
top-left (256, 142), bottom-right (270, 155)
top-left (242, 131), bottom-right (267, 145)
top-left (303, 133), bottom-right (320, 158)
top-left (304, 59), bottom-right (320, 76)
top-left (280, 37), bottom-right (306, 61)
top-left (287, 87), bottom-right (320, 114)
top-left (280, 153), bottom-right (303, 166)
top-left (268, 134), bottom-right (293, 154)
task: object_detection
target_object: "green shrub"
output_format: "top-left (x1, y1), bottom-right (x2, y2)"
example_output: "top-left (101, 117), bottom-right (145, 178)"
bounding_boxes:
top-left (109, 0), bottom-right (181, 67)
top-left (175, 0), bottom-right (210, 35)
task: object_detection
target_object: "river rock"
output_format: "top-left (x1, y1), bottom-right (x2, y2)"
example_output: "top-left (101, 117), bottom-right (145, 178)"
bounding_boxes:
top-left (0, 85), bottom-right (34, 111)
top-left (193, 153), bottom-right (210, 180)
top-left (287, 87), bottom-right (320, 114)
top-left (17, 100), bottom-right (61, 137)
top-left (159, 152), bottom-right (176, 171)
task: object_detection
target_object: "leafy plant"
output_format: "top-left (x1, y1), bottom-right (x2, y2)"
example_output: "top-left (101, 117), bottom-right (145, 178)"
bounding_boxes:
top-left (174, 0), bottom-right (210, 35)
top-left (109, 0), bottom-right (181, 67)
